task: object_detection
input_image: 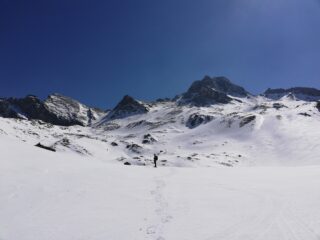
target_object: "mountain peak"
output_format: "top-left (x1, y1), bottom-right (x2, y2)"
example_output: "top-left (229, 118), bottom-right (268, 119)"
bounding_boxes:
top-left (105, 95), bottom-right (149, 120)
top-left (179, 76), bottom-right (249, 106)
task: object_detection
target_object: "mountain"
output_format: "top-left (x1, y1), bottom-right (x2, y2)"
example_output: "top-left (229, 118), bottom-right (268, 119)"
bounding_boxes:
top-left (179, 76), bottom-right (249, 106)
top-left (43, 93), bottom-right (105, 126)
top-left (264, 87), bottom-right (320, 101)
top-left (0, 76), bottom-right (320, 167)
top-left (99, 95), bottom-right (149, 122)
top-left (0, 94), bottom-right (105, 126)
top-left (2, 76), bottom-right (320, 240)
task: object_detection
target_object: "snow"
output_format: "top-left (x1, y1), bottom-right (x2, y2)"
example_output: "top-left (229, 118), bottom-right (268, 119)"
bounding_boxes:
top-left (1, 136), bottom-right (320, 240)
top-left (1, 95), bottom-right (320, 239)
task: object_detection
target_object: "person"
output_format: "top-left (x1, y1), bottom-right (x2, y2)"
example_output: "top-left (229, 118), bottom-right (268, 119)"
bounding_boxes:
top-left (153, 154), bottom-right (158, 168)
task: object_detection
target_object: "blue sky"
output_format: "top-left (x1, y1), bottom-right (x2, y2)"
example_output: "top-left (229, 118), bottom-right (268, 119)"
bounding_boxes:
top-left (1, 0), bottom-right (320, 108)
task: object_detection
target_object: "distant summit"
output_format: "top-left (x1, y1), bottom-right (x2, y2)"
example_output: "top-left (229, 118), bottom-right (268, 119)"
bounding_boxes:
top-left (264, 87), bottom-right (320, 101)
top-left (179, 76), bottom-right (249, 106)
top-left (104, 95), bottom-right (149, 120)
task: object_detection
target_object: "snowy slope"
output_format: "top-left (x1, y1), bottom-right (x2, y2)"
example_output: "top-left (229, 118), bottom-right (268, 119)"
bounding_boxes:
top-left (1, 135), bottom-right (320, 240)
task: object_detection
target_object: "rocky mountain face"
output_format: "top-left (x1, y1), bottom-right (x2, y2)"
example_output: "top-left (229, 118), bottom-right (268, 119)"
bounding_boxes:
top-left (264, 87), bottom-right (320, 101)
top-left (103, 95), bottom-right (149, 121)
top-left (43, 94), bottom-right (105, 126)
top-left (179, 76), bottom-right (249, 106)
top-left (0, 94), bottom-right (104, 126)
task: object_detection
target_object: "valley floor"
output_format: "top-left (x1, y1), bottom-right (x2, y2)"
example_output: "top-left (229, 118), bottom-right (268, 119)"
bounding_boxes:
top-left (1, 136), bottom-right (320, 240)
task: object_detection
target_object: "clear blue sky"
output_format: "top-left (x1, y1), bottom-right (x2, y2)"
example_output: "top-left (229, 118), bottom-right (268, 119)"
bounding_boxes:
top-left (1, 0), bottom-right (320, 108)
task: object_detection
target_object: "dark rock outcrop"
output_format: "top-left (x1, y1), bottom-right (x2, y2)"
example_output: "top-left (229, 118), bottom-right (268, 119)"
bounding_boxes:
top-left (111, 142), bottom-right (118, 146)
top-left (186, 113), bottom-right (214, 128)
top-left (180, 76), bottom-right (249, 106)
top-left (0, 95), bottom-right (47, 119)
top-left (239, 115), bottom-right (256, 127)
top-left (272, 103), bottom-right (287, 110)
top-left (0, 98), bottom-right (21, 118)
top-left (298, 112), bottom-right (311, 117)
top-left (316, 101), bottom-right (320, 112)
top-left (35, 143), bottom-right (56, 152)
top-left (142, 134), bottom-right (157, 144)
top-left (126, 143), bottom-right (143, 153)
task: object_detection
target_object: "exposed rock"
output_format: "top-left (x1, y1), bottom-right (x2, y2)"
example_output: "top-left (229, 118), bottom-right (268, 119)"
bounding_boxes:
top-left (0, 95), bottom-right (47, 119)
top-left (44, 93), bottom-right (104, 126)
top-left (0, 98), bottom-right (22, 118)
top-left (179, 76), bottom-right (249, 106)
top-left (0, 94), bottom-right (105, 126)
top-left (126, 143), bottom-right (142, 153)
top-left (273, 103), bottom-right (287, 110)
top-left (52, 137), bottom-right (90, 155)
top-left (35, 142), bottom-right (56, 152)
top-left (126, 120), bottom-right (153, 129)
top-left (186, 113), bottom-right (214, 129)
top-left (142, 134), bottom-right (157, 144)
top-left (239, 115), bottom-right (256, 127)
top-left (98, 122), bottom-right (121, 131)
top-left (298, 112), bottom-right (311, 117)
top-left (316, 101), bottom-right (320, 112)
top-left (123, 162), bottom-right (131, 165)
top-left (105, 95), bottom-right (149, 120)
top-left (191, 76), bottom-right (249, 97)
top-left (111, 142), bottom-right (118, 146)
top-left (252, 104), bottom-right (269, 113)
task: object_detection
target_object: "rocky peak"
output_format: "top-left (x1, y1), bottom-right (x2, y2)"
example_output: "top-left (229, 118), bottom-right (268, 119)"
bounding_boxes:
top-left (179, 76), bottom-right (248, 106)
top-left (189, 76), bottom-right (249, 97)
top-left (106, 95), bottom-right (149, 120)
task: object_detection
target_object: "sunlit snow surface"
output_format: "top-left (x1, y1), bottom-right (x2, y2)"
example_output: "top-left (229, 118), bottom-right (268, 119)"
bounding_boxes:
top-left (1, 96), bottom-right (320, 239)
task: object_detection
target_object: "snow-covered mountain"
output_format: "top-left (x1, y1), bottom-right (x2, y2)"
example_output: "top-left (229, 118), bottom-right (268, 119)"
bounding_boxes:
top-left (1, 76), bottom-right (319, 167)
top-left (2, 76), bottom-right (320, 240)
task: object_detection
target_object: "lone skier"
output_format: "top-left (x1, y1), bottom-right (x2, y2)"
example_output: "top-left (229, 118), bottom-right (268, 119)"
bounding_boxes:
top-left (153, 154), bottom-right (158, 168)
